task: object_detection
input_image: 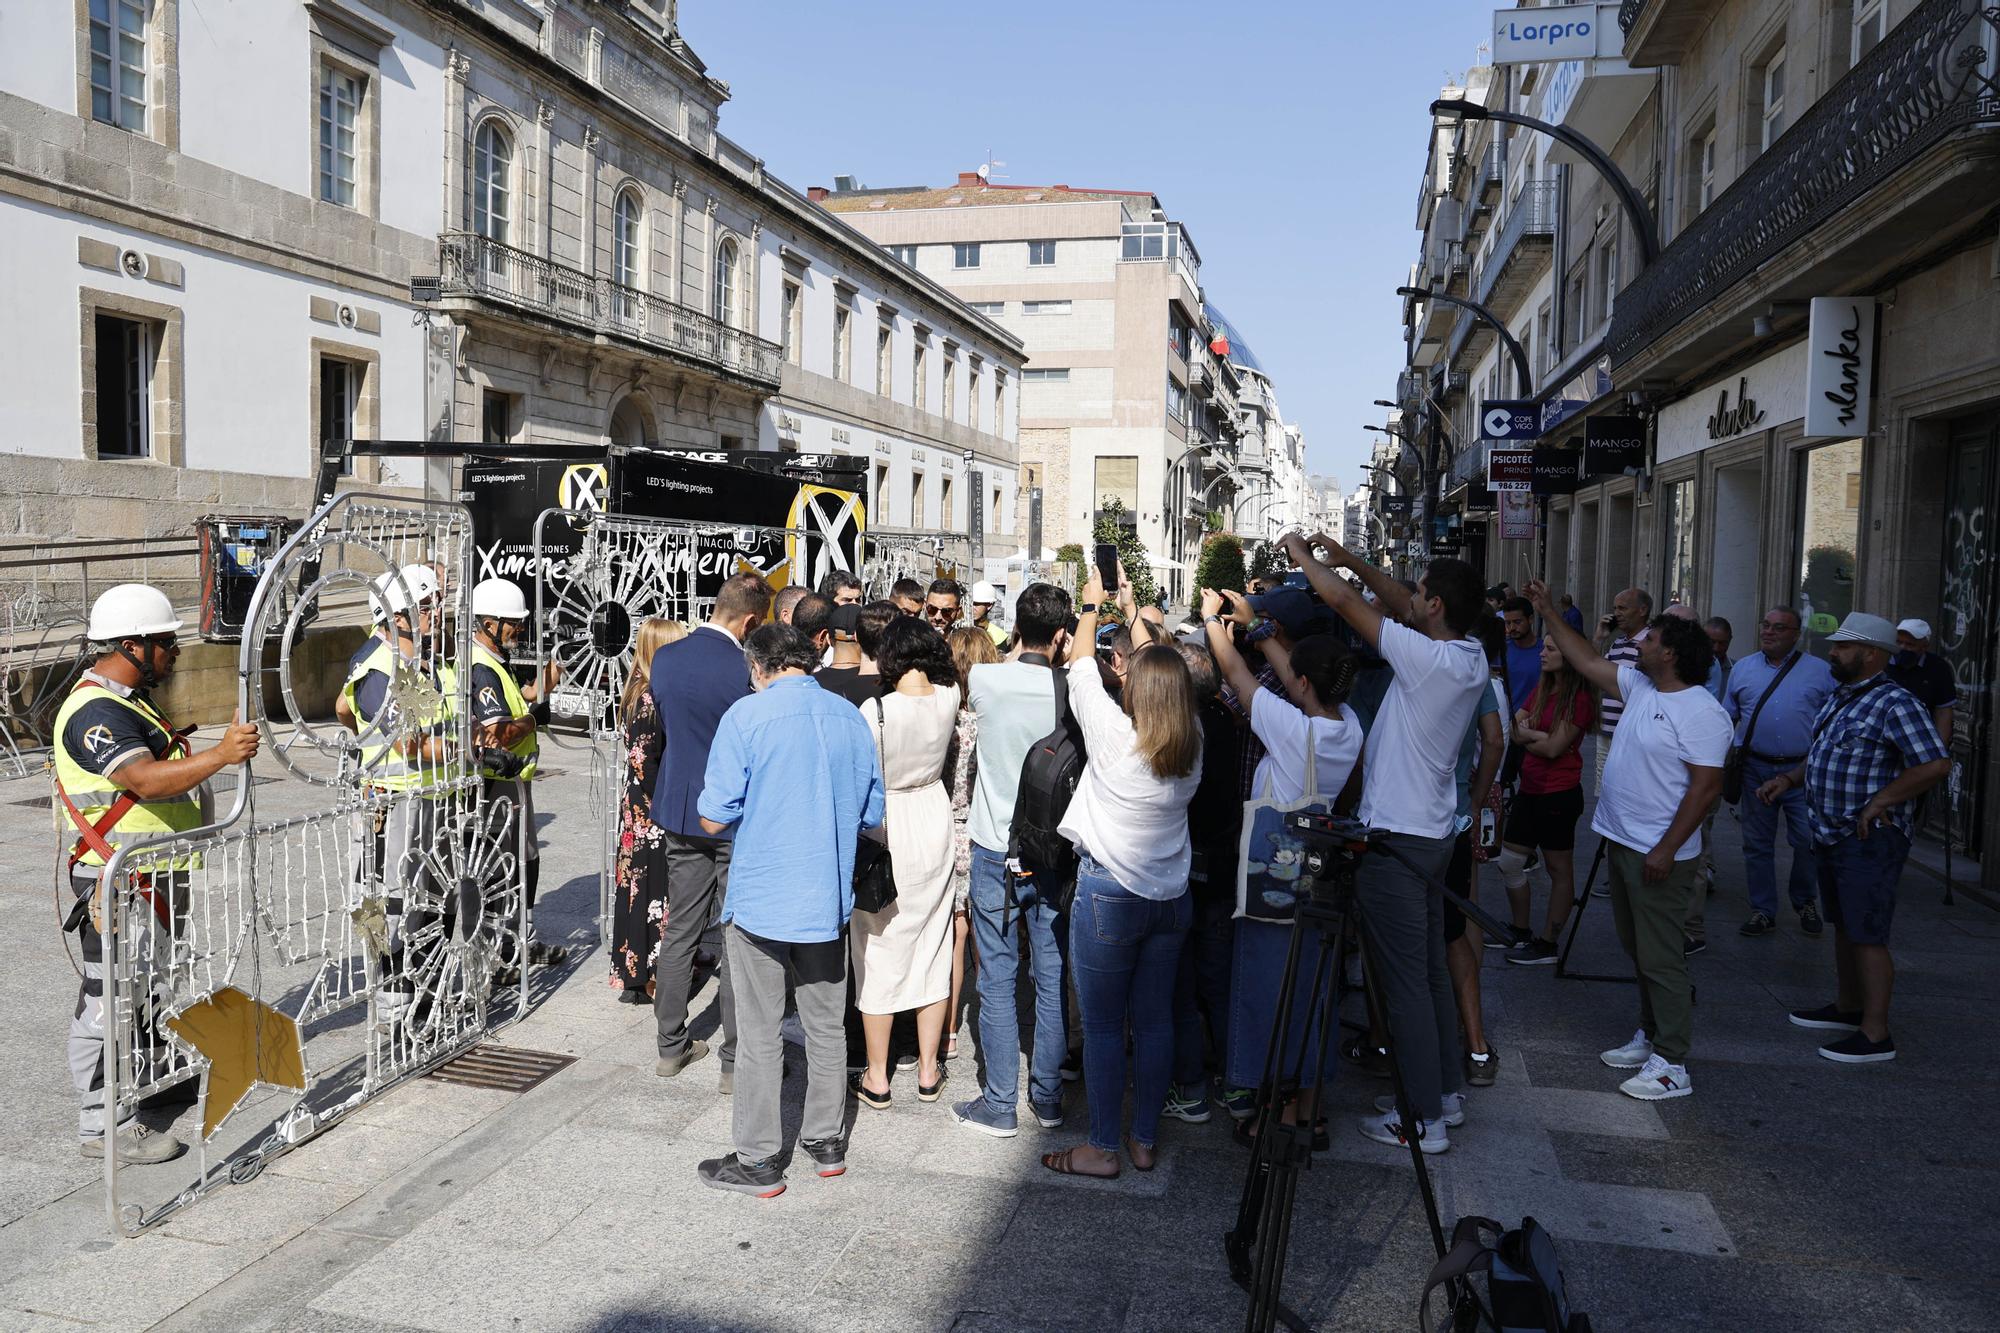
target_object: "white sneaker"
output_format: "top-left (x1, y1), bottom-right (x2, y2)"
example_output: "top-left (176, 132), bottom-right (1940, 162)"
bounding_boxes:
top-left (1600, 1029), bottom-right (1654, 1069)
top-left (1357, 1109), bottom-right (1450, 1154)
top-left (1619, 1053), bottom-right (1692, 1101)
top-left (1374, 1092), bottom-right (1466, 1127)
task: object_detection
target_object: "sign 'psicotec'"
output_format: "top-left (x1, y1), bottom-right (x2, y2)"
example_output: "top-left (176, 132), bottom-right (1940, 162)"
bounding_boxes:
top-left (1531, 446), bottom-right (1583, 495)
top-left (1583, 416), bottom-right (1647, 477)
top-left (1488, 449), bottom-right (1536, 491)
top-left (1804, 296), bottom-right (1877, 441)
top-left (1481, 399), bottom-right (1542, 443)
top-left (1490, 3), bottom-right (1620, 64)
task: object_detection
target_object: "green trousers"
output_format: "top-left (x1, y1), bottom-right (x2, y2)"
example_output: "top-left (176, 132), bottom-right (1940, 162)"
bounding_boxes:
top-left (1605, 840), bottom-right (1698, 1063)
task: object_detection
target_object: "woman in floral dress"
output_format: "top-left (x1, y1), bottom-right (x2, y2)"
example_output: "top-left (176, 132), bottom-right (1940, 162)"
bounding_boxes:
top-left (944, 627), bottom-right (999, 1058)
top-left (609, 618), bottom-right (685, 1002)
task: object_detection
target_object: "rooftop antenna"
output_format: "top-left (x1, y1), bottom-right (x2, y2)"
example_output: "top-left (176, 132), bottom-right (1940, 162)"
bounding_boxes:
top-left (976, 151), bottom-right (1007, 183)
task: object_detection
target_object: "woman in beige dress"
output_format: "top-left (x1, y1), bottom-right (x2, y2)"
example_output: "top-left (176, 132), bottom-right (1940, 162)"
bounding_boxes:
top-left (850, 616), bottom-right (962, 1108)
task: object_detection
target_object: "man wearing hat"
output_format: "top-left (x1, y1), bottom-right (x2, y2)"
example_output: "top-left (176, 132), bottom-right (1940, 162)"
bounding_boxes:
top-left (1757, 613), bottom-right (1948, 1063)
top-left (1888, 618), bottom-right (1955, 746)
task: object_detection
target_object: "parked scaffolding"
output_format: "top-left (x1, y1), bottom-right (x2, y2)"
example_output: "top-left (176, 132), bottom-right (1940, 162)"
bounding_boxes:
top-left (89, 493), bottom-right (527, 1236)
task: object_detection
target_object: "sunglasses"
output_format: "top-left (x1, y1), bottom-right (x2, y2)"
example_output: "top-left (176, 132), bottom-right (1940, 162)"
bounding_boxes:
top-left (924, 605), bottom-right (958, 620)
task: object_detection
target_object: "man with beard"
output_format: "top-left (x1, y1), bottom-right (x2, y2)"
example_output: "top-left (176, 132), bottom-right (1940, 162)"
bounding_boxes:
top-left (1759, 614), bottom-right (1947, 1064)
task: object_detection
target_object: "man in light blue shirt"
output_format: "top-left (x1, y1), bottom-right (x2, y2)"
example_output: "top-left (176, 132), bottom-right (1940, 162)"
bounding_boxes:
top-left (694, 623), bottom-right (884, 1197)
top-left (1722, 606), bottom-right (1836, 937)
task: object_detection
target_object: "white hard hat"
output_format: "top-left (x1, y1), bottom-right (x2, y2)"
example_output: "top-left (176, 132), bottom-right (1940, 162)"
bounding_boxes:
top-left (379, 564), bottom-right (441, 617)
top-left (471, 577), bottom-right (531, 621)
top-left (88, 584), bottom-right (182, 641)
top-left (367, 571), bottom-right (396, 625)
top-left (970, 580), bottom-right (999, 603)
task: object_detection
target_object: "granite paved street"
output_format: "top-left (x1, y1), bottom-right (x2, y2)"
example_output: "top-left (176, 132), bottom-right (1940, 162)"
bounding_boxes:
top-left (3, 738), bottom-right (1996, 1332)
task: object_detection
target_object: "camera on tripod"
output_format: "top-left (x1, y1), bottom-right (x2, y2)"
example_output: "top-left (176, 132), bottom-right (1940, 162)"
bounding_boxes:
top-left (1283, 811), bottom-right (1378, 886)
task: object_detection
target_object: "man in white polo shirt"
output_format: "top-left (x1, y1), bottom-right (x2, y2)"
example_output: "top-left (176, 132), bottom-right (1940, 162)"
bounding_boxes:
top-left (1530, 579), bottom-right (1732, 1102)
top-left (1283, 532), bottom-right (1489, 1155)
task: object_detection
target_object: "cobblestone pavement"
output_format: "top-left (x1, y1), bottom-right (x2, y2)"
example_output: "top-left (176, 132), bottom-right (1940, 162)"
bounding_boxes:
top-left (2, 737), bottom-right (1995, 1331)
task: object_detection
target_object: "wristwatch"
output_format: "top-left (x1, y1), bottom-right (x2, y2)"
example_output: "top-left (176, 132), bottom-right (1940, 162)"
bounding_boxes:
top-left (1204, 614), bottom-right (1225, 625)
top-left (1078, 602), bottom-right (1099, 614)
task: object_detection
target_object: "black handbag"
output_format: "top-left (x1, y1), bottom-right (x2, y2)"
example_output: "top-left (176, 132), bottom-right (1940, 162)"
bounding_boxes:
top-left (853, 697), bottom-right (898, 915)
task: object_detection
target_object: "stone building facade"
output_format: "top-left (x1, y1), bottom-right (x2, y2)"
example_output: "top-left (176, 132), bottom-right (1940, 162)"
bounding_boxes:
top-left (1388, 0), bottom-right (2000, 890)
top-left (0, 0), bottom-right (1020, 575)
top-left (818, 177), bottom-right (1257, 597)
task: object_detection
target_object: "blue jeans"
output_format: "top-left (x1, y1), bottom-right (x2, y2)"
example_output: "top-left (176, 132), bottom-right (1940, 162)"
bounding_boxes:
top-left (1069, 857), bottom-right (1190, 1152)
top-left (1738, 757), bottom-right (1819, 916)
top-left (968, 843), bottom-right (1068, 1116)
top-left (1172, 889), bottom-right (1235, 1088)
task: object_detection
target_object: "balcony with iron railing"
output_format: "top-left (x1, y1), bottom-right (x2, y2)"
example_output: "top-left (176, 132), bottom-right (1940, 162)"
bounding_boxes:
top-left (1472, 180), bottom-right (1557, 318)
top-left (432, 232), bottom-right (784, 390)
top-left (1607, 0), bottom-right (2000, 370)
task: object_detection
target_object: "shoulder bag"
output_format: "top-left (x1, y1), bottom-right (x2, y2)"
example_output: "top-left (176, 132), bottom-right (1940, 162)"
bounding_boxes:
top-left (852, 696), bottom-right (898, 915)
top-left (1235, 716), bottom-right (1330, 924)
top-left (1722, 652), bottom-right (1800, 805)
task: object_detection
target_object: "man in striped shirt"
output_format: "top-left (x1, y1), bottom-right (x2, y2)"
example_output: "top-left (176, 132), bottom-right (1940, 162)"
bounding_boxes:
top-left (1594, 587), bottom-right (1654, 796)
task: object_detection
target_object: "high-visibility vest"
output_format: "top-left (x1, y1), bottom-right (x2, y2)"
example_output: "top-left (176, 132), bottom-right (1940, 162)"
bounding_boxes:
top-left (341, 639), bottom-right (460, 794)
top-left (51, 682), bottom-right (203, 868)
top-left (472, 641), bottom-right (538, 781)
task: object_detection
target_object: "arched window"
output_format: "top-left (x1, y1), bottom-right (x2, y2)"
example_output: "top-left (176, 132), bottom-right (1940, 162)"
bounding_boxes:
top-left (712, 237), bottom-right (738, 328)
top-left (613, 188), bottom-right (643, 290)
top-left (472, 121), bottom-right (512, 244)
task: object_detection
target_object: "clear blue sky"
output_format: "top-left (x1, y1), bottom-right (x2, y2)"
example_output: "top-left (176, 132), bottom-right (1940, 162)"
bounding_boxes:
top-left (681, 0), bottom-right (1497, 492)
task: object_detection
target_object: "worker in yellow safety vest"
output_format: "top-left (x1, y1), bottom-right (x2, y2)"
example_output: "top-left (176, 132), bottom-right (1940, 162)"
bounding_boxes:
top-left (468, 577), bottom-right (563, 975)
top-left (53, 583), bottom-right (259, 1166)
top-left (340, 564), bottom-right (460, 1016)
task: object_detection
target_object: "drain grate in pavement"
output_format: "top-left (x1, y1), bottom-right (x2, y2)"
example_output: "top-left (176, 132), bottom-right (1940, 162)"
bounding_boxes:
top-left (427, 1043), bottom-right (575, 1094)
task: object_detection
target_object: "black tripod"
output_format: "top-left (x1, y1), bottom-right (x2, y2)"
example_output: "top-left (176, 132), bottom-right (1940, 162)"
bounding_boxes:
top-left (1553, 843), bottom-right (1634, 985)
top-left (1224, 816), bottom-right (1513, 1333)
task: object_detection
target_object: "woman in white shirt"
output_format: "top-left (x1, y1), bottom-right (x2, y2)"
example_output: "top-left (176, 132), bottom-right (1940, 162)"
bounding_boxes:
top-left (1041, 569), bottom-right (1203, 1180)
top-left (1203, 588), bottom-right (1364, 1149)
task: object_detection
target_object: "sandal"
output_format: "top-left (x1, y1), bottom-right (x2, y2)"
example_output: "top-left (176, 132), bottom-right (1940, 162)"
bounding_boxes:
top-left (944, 1033), bottom-right (959, 1061)
top-left (917, 1067), bottom-right (948, 1103)
top-left (848, 1073), bottom-right (892, 1110)
top-left (1040, 1146), bottom-right (1119, 1180)
top-left (1123, 1135), bottom-right (1157, 1172)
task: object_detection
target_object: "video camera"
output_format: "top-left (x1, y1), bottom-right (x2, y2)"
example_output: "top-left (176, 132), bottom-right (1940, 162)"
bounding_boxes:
top-left (1282, 811), bottom-right (1380, 891)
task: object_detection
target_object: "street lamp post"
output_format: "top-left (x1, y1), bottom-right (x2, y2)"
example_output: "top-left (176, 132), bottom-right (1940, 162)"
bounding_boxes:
top-left (1430, 98), bottom-right (1661, 265)
top-left (1391, 290), bottom-right (1533, 398)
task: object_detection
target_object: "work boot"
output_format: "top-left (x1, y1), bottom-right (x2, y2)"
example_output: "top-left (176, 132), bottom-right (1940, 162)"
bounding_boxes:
top-left (656, 1039), bottom-right (710, 1078)
top-left (80, 1125), bottom-right (186, 1165)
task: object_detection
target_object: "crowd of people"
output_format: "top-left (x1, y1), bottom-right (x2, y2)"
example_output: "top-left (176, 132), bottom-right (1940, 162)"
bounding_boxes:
top-left (597, 542), bottom-right (1953, 1196)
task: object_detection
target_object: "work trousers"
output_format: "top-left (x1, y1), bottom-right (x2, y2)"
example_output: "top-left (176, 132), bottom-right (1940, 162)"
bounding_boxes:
top-left (726, 924), bottom-right (847, 1165)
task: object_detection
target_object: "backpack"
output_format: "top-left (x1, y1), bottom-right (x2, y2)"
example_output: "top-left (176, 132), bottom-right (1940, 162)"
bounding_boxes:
top-left (1420, 1215), bottom-right (1591, 1333)
top-left (1006, 663), bottom-right (1086, 910)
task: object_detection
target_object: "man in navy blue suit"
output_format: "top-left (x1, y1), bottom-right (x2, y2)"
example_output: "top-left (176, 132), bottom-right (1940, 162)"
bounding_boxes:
top-left (651, 571), bottom-right (772, 1090)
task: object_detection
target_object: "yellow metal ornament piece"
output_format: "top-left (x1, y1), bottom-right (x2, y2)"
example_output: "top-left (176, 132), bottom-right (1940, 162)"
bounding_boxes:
top-left (163, 986), bottom-right (308, 1140)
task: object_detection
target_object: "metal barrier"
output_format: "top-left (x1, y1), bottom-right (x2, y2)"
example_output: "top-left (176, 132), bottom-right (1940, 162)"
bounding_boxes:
top-left (526, 507), bottom-right (863, 953)
top-left (92, 494), bottom-right (527, 1236)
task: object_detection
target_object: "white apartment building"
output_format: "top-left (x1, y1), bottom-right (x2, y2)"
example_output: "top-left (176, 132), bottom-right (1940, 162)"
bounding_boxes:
top-left (818, 176), bottom-right (1222, 582)
top-left (0, 0), bottom-right (1018, 550)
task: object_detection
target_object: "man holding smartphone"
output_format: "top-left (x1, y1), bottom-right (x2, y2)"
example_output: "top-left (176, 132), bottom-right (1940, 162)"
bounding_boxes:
top-left (1279, 531), bottom-right (1489, 1155)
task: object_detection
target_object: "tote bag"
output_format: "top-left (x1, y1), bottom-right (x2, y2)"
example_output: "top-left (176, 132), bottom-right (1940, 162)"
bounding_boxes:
top-left (1235, 718), bottom-right (1330, 925)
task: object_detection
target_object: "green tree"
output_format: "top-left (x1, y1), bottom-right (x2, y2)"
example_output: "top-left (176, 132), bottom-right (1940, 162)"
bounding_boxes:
top-left (1055, 542), bottom-right (1085, 569)
top-left (1193, 532), bottom-right (1248, 597)
top-left (1090, 498), bottom-right (1157, 606)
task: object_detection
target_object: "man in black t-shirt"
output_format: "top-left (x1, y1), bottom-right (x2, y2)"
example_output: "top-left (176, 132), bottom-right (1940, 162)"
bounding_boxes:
top-left (1889, 618), bottom-right (1955, 746)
